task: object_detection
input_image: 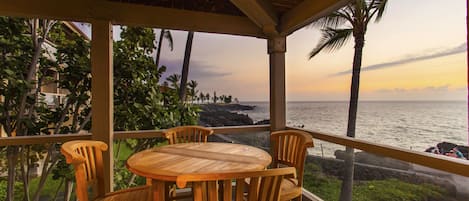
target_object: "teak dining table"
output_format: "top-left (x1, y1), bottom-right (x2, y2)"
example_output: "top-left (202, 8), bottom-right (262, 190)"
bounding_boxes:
top-left (126, 142), bottom-right (272, 201)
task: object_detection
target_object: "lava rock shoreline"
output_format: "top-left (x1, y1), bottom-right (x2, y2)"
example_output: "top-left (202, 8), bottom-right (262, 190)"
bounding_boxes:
top-left (198, 103), bottom-right (269, 127)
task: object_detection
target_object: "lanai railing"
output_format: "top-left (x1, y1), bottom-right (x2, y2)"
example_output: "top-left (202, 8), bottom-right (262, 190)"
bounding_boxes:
top-left (1, 124), bottom-right (468, 200)
top-left (1, 124), bottom-right (468, 178)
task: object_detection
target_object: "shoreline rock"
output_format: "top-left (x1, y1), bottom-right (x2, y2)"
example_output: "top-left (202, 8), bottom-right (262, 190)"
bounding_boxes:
top-left (198, 103), bottom-right (255, 127)
top-left (425, 142), bottom-right (469, 160)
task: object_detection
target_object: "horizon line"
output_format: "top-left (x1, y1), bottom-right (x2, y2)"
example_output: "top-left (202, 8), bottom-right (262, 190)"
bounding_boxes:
top-left (238, 100), bottom-right (467, 102)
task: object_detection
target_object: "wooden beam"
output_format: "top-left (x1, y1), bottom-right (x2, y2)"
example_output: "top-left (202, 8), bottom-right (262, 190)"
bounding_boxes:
top-left (0, 0), bottom-right (265, 38)
top-left (0, 134), bottom-right (92, 146)
top-left (288, 127), bottom-right (469, 178)
top-left (280, 0), bottom-right (351, 35)
top-left (0, 0), bottom-right (91, 21)
top-left (211, 125), bottom-right (270, 134)
top-left (268, 36), bottom-right (286, 131)
top-left (99, 1), bottom-right (265, 38)
top-left (114, 125), bottom-right (271, 139)
top-left (0, 125), bottom-right (271, 146)
top-left (91, 20), bottom-right (113, 193)
top-left (230, 0), bottom-right (279, 35)
top-left (114, 130), bottom-right (165, 140)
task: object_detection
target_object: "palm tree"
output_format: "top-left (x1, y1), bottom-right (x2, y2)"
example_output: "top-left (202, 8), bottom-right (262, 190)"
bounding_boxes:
top-left (188, 80), bottom-right (198, 103)
top-left (212, 91), bottom-right (217, 104)
top-left (154, 29), bottom-right (173, 68)
top-left (179, 31), bottom-right (194, 102)
top-left (199, 92), bottom-right (205, 104)
top-left (167, 74), bottom-right (181, 92)
top-left (308, 1), bottom-right (388, 200)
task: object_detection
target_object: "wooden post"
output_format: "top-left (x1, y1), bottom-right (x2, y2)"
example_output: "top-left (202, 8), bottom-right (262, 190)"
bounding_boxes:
top-left (268, 36), bottom-right (286, 131)
top-left (91, 20), bottom-right (114, 193)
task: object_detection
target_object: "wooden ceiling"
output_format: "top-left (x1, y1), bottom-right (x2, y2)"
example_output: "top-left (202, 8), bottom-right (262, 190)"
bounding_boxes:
top-left (110, 0), bottom-right (304, 16)
top-left (0, 0), bottom-right (350, 38)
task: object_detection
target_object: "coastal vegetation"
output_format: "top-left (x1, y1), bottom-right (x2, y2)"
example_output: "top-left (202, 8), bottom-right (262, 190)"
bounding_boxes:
top-left (302, 164), bottom-right (455, 201)
top-left (309, 0), bottom-right (388, 200)
top-left (0, 17), bottom-right (205, 200)
top-left (0, 16), bottom-right (241, 200)
top-left (0, 17), bottom-right (90, 201)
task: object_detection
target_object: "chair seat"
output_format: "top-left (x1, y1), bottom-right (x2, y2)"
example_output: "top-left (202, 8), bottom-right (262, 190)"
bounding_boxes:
top-left (279, 178), bottom-right (302, 201)
top-left (97, 186), bottom-right (151, 201)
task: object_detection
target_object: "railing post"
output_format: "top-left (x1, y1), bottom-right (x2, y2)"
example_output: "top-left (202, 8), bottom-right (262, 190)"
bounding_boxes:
top-left (91, 20), bottom-right (114, 193)
top-left (268, 36), bottom-right (286, 131)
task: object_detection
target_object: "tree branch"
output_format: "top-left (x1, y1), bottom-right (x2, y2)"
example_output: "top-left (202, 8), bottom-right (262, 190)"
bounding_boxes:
top-left (77, 110), bottom-right (91, 132)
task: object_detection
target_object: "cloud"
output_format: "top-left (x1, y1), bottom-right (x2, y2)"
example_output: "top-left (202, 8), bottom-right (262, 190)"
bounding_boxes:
top-left (331, 43), bottom-right (467, 76)
top-left (159, 59), bottom-right (231, 81)
top-left (374, 85), bottom-right (451, 93)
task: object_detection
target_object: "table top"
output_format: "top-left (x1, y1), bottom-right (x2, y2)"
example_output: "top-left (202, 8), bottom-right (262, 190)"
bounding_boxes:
top-left (126, 142), bottom-right (272, 181)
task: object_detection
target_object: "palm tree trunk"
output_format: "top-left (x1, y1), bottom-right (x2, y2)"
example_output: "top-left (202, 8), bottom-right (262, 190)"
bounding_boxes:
top-left (155, 29), bottom-right (165, 67)
top-left (339, 31), bottom-right (365, 201)
top-left (179, 31), bottom-right (194, 102)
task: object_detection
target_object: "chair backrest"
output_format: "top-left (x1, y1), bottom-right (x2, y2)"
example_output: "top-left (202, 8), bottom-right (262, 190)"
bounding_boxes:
top-left (270, 130), bottom-right (314, 186)
top-left (163, 126), bottom-right (214, 144)
top-left (61, 140), bottom-right (108, 201)
top-left (176, 167), bottom-right (296, 201)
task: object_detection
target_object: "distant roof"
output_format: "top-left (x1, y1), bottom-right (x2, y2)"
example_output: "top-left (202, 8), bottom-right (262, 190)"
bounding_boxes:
top-left (63, 22), bottom-right (91, 41)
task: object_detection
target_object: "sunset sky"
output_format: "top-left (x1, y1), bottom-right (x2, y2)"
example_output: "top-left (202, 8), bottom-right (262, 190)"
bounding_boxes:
top-left (98, 0), bottom-right (467, 102)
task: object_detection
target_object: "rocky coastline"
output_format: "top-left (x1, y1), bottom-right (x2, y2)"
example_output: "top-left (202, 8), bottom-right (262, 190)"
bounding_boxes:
top-left (198, 103), bottom-right (268, 126)
top-left (199, 103), bottom-right (468, 158)
top-left (201, 103), bottom-right (469, 199)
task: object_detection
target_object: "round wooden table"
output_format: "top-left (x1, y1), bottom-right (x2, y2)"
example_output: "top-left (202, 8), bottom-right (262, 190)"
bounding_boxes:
top-left (126, 142), bottom-right (272, 201)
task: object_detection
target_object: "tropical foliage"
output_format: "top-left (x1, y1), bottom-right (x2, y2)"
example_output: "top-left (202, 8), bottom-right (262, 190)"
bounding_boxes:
top-left (0, 17), bottom-right (91, 201)
top-left (112, 26), bottom-right (201, 189)
top-left (0, 18), bottom-right (201, 200)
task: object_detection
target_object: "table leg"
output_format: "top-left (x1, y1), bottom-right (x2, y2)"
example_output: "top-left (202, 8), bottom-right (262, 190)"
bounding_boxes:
top-left (151, 180), bottom-right (166, 201)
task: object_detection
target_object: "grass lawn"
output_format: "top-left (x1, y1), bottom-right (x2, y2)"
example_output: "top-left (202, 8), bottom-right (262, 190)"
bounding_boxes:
top-left (0, 174), bottom-right (63, 201)
top-left (303, 164), bottom-right (456, 201)
top-left (28, 174), bottom-right (63, 200)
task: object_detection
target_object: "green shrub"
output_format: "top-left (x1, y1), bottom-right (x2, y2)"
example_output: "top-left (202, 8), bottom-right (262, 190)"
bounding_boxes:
top-left (0, 179), bottom-right (24, 201)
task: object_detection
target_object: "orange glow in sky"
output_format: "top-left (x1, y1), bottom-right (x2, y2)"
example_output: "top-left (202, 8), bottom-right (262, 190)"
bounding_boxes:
top-left (154, 0), bottom-right (467, 101)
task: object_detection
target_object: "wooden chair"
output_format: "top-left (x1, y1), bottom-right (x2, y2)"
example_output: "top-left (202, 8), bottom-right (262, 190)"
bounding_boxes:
top-left (163, 125), bottom-right (214, 144)
top-left (60, 140), bottom-right (151, 201)
top-left (271, 130), bottom-right (314, 201)
top-left (162, 126), bottom-right (214, 200)
top-left (176, 167), bottom-right (297, 201)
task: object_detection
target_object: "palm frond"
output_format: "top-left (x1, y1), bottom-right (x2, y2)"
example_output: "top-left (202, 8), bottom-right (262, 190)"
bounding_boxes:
top-left (374, 0), bottom-right (388, 21)
top-left (364, 0), bottom-right (388, 24)
top-left (310, 10), bottom-right (351, 29)
top-left (352, 0), bottom-right (366, 19)
top-left (308, 28), bottom-right (353, 59)
top-left (163, 30), bottom-right (174, 51)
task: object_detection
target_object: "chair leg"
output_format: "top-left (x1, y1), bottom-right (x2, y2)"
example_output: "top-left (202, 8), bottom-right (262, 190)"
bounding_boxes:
top-left (294, 195), bottom-right (302, 201)
top-left (165, 183), bottom-right (176, 201)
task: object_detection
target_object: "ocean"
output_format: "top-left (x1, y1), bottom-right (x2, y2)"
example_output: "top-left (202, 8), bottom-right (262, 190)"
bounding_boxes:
top-left (240, 101), bottom-right (468, 157)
